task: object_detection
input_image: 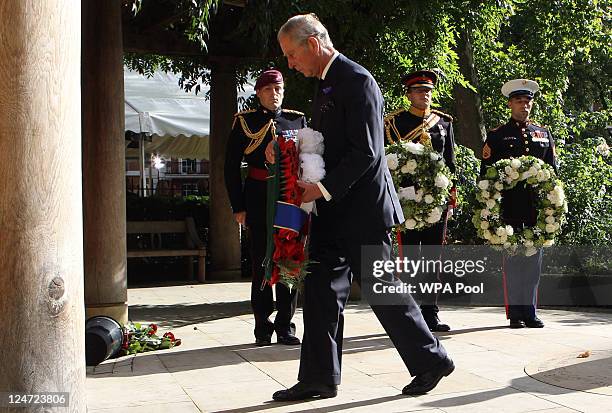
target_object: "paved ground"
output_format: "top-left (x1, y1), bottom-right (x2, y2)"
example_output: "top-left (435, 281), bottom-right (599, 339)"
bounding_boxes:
top-left (86, 282), bottom-right (612, 412)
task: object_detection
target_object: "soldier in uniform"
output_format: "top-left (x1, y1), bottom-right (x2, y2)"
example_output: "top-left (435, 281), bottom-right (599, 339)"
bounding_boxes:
top-left (481, 79), bottom-right (558, 329)
top-left (224, 69), bottom-right (306, 345)
top-left (384, 70), bottom-right (456, 332)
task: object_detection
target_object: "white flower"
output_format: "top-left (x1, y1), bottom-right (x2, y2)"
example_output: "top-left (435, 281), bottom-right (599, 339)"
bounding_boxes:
top-left (503, 242), bottom-right (512, 249)
top-left (430, 152), bottom-right (440, 161)
top-left (299, 153), bottom-right (326, 183)
top-left (483, 230), bottom-right (492, 240)
top-left (496, 226), bottom-right (507, 237)
top-left (426, 207), bottom-right (443, 223)
top-left (435, 173), bottom-right (450, 189)
top-left (505, 225), bottom-right (514, 236)
top-left (510, 171), bottom-right (520, 180)
top-left (545, 216), bottom-right (555, 224)
top-left (404, 219), bottom-right (417, 229)
top-left (494, 182), bottom-right (504, 191)
top-left (545, 223), bottom-right (556, 233)
top-left (415, 189), bottom-right (424, 203)
top-left (403, 141), bottom-right (425, 155)
top-left (524, 240), bottom-right (534, 248)
top-left (401, 159), bottom-right (418, 174)
top-left (481, 190), bottom-right (490, 199)
top-left (480, 221), bottom-right (490, 230)
top-left (536, 170), bottom-right (547, 182)
top-left (486, 199), bottom-right (496, 208)
top-left (478, 180), bottom-right (489, 190)
top-left (386, 153), bottom-right (399, 170)
top-left (596, 141), bottom-right (610, 156)
top-left (493, 192), bottom-right (502, 200)
top-left (480, 209), bottom-right (490, 218)
top-left (504, 166), bottom-right (514, 175)
top-left (510, 159), bottom-right (521, 169)
top-left (544, 208), bottom-right (555, 216)
top-left (543, 239), bottom-right (554, 247)
top-left (298, 127), bottom-right (325, 155)
top-left (525, 246), bottom-right (538, 256)
top-left (424, 194), bottom-right (434, 204)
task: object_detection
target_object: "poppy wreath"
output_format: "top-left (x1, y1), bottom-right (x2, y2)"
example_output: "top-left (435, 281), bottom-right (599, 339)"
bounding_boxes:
top-left (473, 155), bottom-right (567, 256)
top-left (264, 128), bottom-right (325, 289)
top-left (385, 141), bottom-right (454, 231)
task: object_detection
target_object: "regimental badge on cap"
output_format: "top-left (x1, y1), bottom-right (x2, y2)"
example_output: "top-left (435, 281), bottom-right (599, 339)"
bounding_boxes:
top-left (401, 70), bottom-right (438, 89)
top-left (501, 79), bottom-right (539, 99)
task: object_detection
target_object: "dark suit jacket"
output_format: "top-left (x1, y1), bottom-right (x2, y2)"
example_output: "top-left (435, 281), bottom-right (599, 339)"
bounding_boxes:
top-left (312, 54), bottom-right (403, 236)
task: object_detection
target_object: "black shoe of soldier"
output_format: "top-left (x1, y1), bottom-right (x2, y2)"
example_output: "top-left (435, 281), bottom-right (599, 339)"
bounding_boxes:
top-left (277, 334), bottom-right (301, 345)
top-left (255, 336), bottom-right (272, 346)
top-left (509, 319), bottom-right (525, 329)
top-left (425, 315), bottom-right (451, 332)
top-left (524, 317), bottom-right (545, 328)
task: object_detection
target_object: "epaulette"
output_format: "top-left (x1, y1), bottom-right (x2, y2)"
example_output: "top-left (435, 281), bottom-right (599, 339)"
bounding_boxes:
top-left (281, 109), bottom-right (304, 116)
top-left (233, 109), bottom-right (257, 117)
top-left (431, 109), bottom-right (453, 122)
top-left (384, 108), bottom-right (406, 123)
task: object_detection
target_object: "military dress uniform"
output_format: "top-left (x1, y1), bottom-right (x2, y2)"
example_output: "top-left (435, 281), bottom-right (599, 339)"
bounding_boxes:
top-left (481, 117), bottom-right (557, 325)
top-left (385, 104), bottom-right (456, 330)
top-left (224, 106), bottom-right (306, 343)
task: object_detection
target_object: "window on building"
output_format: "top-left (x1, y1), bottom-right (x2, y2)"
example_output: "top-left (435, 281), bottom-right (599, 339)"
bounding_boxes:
top-left (182, 183), bottom-right (199, 196)
top-left (181, 158), bottom-right (198, 174)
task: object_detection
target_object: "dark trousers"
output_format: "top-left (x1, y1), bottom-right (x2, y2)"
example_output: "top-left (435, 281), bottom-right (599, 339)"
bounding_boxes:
top-left (400, 221), bottom-right (445, 317)
top-left (503, 249), bottom-right (542, 320)
top-left (298, 227), bottom-right (448, 385)
top-left (248, 222), bottom-right (298, 339)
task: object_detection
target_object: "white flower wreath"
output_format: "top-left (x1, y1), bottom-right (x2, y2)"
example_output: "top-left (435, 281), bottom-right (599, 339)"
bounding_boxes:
top-left (473, 155), bottom-right (568, 256)
top-left (386, 141), bottom-right (453, 230)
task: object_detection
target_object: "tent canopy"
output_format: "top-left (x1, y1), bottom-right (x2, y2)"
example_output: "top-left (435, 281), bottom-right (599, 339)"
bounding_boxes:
top-left (124, 68), bottom-right (254, 160)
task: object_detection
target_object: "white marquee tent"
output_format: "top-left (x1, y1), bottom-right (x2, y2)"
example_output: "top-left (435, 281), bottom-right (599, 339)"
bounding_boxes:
top-left (124, 68), bottom-right (255, 160)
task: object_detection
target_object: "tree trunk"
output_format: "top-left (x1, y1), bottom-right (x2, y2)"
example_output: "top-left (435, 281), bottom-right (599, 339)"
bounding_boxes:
top-left (209, 61), bottom-right (241, 278)
top-left (452, 29), bottom-right (487, 156)
top-left (82, 0), bottom-right (128, 323)
top-left (0, 1), bottom-right (86, 411)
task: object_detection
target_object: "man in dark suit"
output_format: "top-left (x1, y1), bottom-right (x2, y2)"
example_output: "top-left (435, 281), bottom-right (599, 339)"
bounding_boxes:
top-left (270, 13), bottom-right (454, 401)
top-left (481, 79), bottom-right (558, 329)
top-left (224, 69), bottom-right (305, 346)
top-left (385, 70), bottom-right (456, 332)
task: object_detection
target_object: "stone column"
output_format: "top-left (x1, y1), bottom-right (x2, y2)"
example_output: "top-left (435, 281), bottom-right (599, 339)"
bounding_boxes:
top-left (0, 1), bottom-right (86, 410)
top-left (82, 0), bottom-right (128, 323)
top-left (209, 61), bottom-right (241, 279)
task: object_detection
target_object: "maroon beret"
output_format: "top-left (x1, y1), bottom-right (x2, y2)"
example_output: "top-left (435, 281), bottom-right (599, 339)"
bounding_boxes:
top-left (255, 69), bottom-right (284, 90)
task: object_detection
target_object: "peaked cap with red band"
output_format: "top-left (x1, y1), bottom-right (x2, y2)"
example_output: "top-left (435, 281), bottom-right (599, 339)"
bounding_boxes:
top-left (401, 69), bottom-right (438, 89)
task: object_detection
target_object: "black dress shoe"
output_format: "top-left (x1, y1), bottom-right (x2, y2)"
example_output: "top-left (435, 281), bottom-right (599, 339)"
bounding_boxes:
top-left (255, 336), bottom-right (272, 346)
top-left (425, 316), bottom-right (451, 332)
top-left (272, 381), bottom-right (337, 401)
top-left (277, 334), bottom-right (301, 345)
top-left (509, 319), bottom-right (525, 329)
top-left (402, 357), bottom-right (455, 395)
top-left (524, 317), bottom-right (544, 328)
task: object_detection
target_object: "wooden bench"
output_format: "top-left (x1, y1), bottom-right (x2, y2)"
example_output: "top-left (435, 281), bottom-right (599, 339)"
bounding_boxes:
top-left (126, 218), bottom-right (206, 282)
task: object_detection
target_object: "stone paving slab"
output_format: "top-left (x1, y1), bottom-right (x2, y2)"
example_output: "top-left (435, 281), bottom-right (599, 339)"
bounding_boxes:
top-left (87, 282), bottom-right (612, 413)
